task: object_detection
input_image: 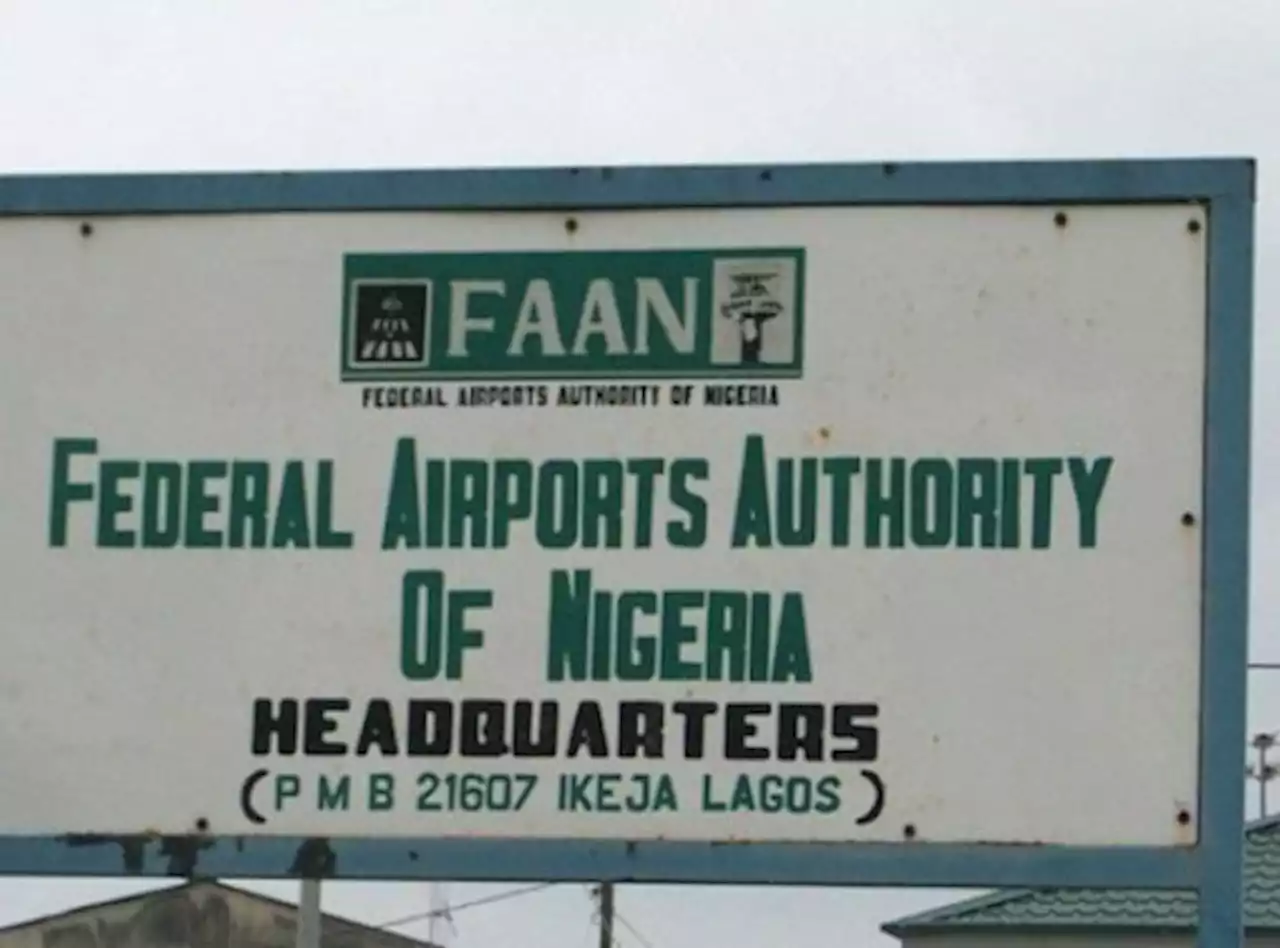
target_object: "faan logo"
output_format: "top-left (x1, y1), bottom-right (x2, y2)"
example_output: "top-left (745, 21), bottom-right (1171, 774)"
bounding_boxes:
top-left (710, 259), bottom-right (799, 367)
top-left (341, 248), bottom-right (805, 382)
top-left (352, 282), bottom-right (430, 366)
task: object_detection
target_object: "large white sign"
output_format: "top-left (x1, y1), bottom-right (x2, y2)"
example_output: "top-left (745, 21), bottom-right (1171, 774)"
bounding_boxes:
top-left (0, 204), bottom-right (1206, 847)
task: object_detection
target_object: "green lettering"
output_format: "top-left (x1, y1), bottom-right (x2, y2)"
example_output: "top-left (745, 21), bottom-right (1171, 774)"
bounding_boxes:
top-left (449, 460), bottom-right (489, 548)
top-left (274, 774), bottom-right (300, 811)
top-left (956, 459), bottom-right (998, 548)
top-left (760, 775), bottom-right (785, 813)
top-left (730, 774), bottom-right (756, 811)
top-left (705, 592), bottom-right (747, 681)
top-left (617, 591), bottom-right (657, 681)
top-left (730, 435), bottom-right (772, 548)
top-left (1000, 459), bottom-right (1022, 548)
top-left (492, 460), bottom-right (532, 548)
top-left (185, 460), bottom-right (226, 548)
top-left (536, 460), bottom-right (578, 549)
top-left (402, 570), bottom-right (444, 680)
top-left (864, 458), bottom-right (905, 548)
top-left (1069, 456), bottom-right (1113, 548)
top-left (667, 458), bottom-right (708, 548)
top-left (822, 457), bottom-right (859, 547)
top-left (701, 775), bottom-right (727, 811)
top-left (381, 441), bottom-right (421, 550)
top-left (49, 437), bottom-right (97, 547)
top-left (315, 460), bottom-right (353, 548)
top-left (651, 774), bottom-right (678, 811)
top-left (776, 458), bottom-right (817, 546)
top-left (97, 459), bottom-right (139, 547)
top-left (270, 460), bottom-right (311, 548)
top-left (142, 462), bottom-right (182, 548)
top-left (228, 461), bottom-right (270, 548)
top-left (815, 775), bottom-right (840, 813)
top-left (446, 588), bottom-right (489, 679)
top-left (369, 773), bottom-right (395, 811)
top-left (910, 459), bottom-right (954, 547)
top-left (581, 460), bottom-right (624, 548)
top-left (749, 593), bottom-right (771, 681)
top-left (627, 458), bottom-right (663, 548)
top-left (546, 569), bottom-right (590, 682)
top-left (318, 775), bottom-right (351, 811)
top-left (424, 459), bottom-right (446, 547)
top-left (590, 590), bottom-right (612, 682)
top-left (659, 591), bottom-right (701, 680)
top-left (597, 773), bottom-right (622, 812)
top-left (770, 593), bottom-right (812, 683)
top-left (1025, 458), bottom-right (1064, 549)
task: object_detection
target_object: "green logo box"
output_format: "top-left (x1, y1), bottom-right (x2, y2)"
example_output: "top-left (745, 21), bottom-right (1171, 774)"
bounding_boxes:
top-left (341, 248), bottom-right (806, 382)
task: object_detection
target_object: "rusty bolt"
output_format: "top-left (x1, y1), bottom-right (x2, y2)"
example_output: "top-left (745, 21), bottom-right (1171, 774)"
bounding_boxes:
top-left (903, 823), bottom-right (917, 840)
top-left (883, 162), bottom-right (899, 176)
top-left (564, 217), bottom-right (579, 234)
top-left (1177, 809), bottom-right (1192, 826)
top-left (80, 222), bottom-right (93, 237)
top-left (194, 817), bottom-right (210, 832)
top-left (1054, 211), bottom-right (1069, 228)
top-left (1181, 512), bottom-right (1196, 526)
top-left (759, 169), bottom-right (773, 182)
top-left (1187, 218), bottom-right (1202, 234)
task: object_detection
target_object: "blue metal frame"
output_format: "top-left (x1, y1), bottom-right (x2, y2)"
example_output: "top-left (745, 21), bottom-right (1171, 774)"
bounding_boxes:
top-left (0, 158), bottom-right (1254, 947)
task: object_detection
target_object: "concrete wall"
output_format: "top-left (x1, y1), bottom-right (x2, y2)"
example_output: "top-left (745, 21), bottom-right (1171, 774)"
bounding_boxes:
top-left (3, 882), bottom-right (424, 948)
top-left (901, 933), bottom-right (1280, 948)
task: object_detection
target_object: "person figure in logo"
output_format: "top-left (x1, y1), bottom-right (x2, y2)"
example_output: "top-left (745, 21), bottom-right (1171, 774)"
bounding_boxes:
top-left (720, 272), bottom-right (783, 364)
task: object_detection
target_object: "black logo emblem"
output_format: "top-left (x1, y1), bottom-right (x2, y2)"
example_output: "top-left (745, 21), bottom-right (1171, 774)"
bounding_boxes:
top-left (720, 271), bottom-right (784, 364)
top-left (351, 281), bottom-right (429, 365)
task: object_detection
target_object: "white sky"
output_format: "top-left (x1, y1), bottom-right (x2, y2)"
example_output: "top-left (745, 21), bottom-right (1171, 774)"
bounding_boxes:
top-left (1, 1), bottom-right (1278, 946)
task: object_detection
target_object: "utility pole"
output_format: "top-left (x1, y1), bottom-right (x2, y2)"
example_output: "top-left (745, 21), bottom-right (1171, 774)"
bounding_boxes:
top-left (296, 880), bottom-right (321, 948)
top-left (427, 882), bottom-right (454, 948)
top-left (1247, 731), bottom-right (1278, 817)
top-left (596, 883), bottom-right (615, 948)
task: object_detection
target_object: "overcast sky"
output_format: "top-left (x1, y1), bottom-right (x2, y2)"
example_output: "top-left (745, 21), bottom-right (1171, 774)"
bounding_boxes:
top-left (1, 1), bottom-right (1278, 947)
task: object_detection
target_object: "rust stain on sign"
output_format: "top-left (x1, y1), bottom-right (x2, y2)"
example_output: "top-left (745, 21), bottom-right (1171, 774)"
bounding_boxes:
top-left (289, 837), bottom-right (336, 878)
top-left (58, 833), bottom-right (214, 876)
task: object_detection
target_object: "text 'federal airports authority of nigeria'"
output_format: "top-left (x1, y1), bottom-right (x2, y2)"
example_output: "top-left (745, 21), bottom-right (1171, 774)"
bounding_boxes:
top-left (45, 433), bottom-right (1112, 827)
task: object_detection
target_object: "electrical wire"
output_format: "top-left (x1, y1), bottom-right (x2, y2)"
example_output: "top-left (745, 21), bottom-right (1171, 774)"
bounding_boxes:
top-left (586, 885), bottom-right (657, 948)
top-left (379, 882), bottom-right (555, 929)
top-left (613, 911), bottom-right (657, 948)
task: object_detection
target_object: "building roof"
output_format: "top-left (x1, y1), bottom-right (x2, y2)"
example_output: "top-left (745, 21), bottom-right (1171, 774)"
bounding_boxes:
top-left (882, 816), bottom-right (1280, 938)
top-left (0, 879), bottom-right (438, 948)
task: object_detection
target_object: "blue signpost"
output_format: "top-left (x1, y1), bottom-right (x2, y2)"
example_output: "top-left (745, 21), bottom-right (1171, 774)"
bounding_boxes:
top-left (0, 158), bottom-right (1254, 948)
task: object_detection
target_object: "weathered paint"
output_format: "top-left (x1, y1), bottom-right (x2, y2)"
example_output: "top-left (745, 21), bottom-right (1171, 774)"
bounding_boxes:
top-left (0, 158), bottom-right (1254, 948)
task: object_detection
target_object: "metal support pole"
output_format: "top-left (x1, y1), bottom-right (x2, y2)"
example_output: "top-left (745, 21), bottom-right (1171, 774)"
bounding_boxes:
top-left (1193, 185), bottom-right (1251, 948)
top-left (296, 879), bottom-right (322, 948)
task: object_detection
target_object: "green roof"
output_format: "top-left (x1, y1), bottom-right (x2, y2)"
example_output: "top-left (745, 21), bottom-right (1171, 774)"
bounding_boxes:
top-left (882, 817), bottom-right (1280, 938)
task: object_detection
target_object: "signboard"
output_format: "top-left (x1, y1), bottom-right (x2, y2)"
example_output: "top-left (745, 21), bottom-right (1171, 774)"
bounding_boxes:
top-left (0, 161), bottom-right (1252, 919)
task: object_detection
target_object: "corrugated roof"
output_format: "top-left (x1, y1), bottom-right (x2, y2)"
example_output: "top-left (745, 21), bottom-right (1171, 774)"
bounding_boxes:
top-left (882, 817), bottom-right (1280, 937)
